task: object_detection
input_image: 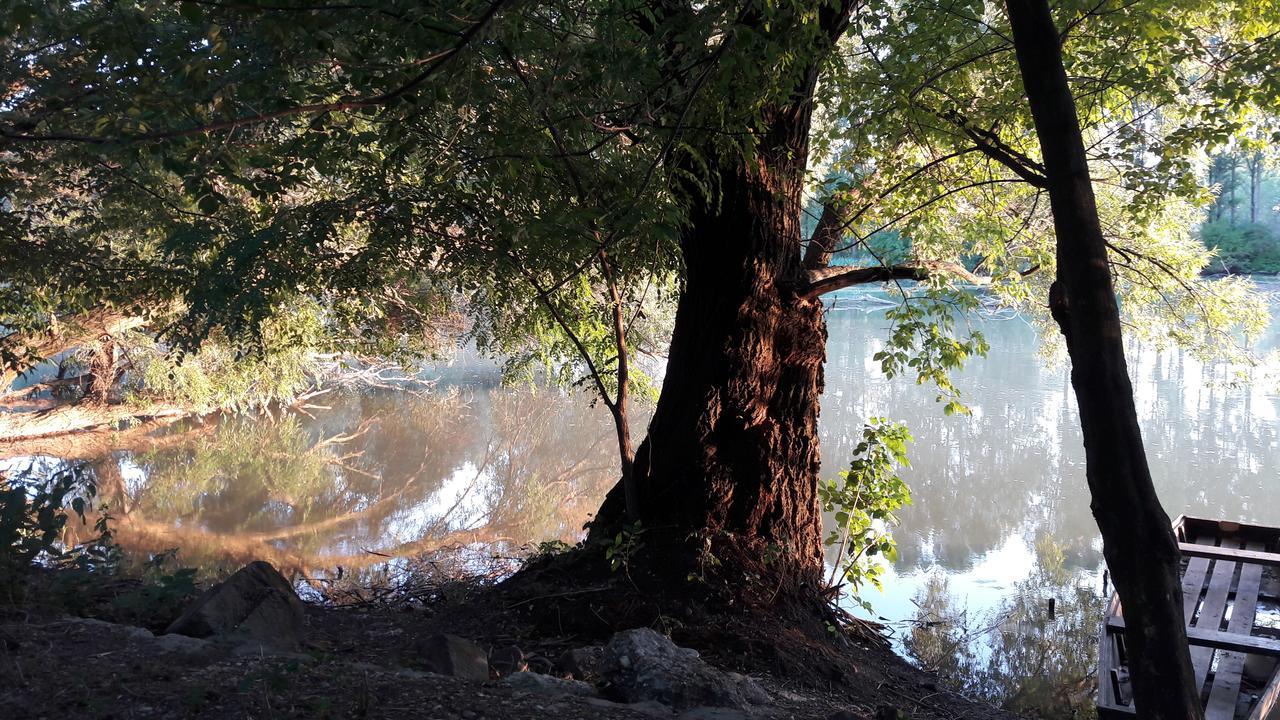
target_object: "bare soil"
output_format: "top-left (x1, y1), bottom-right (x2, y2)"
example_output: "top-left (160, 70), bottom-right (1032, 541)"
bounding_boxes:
top-left (0, 559), bottom-right (1020, 720)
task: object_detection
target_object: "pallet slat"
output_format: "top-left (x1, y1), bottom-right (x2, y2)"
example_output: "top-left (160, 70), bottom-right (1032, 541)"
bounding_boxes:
top-left (1179, 543), bottom-right (1280, 568)
top-left (1205, 542), bottom-right (1265, 720)
top-left (1098, 517), bottom-right (1280, 719)
top-left (1104, 618), bottom-right (1280, 658)
top-left (1192, 541), bottom-right (1242, 691)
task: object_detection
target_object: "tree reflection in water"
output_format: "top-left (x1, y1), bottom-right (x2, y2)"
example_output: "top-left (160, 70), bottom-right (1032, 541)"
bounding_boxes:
top-left (18, 386), bottom-right (627, 583)
top-left (903, 534), bottom-right (1104, 719)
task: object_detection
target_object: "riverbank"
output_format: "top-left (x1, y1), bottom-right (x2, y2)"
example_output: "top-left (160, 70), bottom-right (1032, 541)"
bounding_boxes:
top-left (0, 561), bottom-right (1016, 720)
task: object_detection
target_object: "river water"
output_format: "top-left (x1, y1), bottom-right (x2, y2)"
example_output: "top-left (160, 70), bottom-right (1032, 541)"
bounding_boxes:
top-left (4, 284), bottom-right (1280, 717)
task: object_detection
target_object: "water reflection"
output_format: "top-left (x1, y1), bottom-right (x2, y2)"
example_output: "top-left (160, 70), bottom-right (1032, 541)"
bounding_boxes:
top-left (904, 535), bottom-right (1103, 718)
top-left (3, 387), bottom-right (624, 578)
top-left (821, 285), bottom-right (1280, 718)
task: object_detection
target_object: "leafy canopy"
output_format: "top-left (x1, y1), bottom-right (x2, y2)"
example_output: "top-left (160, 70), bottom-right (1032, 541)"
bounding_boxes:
top-left (1, 0), bottom-right (1277, 400)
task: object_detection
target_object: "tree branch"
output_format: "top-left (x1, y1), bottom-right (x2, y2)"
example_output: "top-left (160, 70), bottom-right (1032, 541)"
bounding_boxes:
top-left (800, 260), bottom-right (988, 299)
top-left (0, 0), bottom-right (507, 145)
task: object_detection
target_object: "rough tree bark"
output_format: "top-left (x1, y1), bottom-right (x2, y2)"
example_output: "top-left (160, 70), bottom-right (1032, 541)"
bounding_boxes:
top-left (593, 112), bottom-right (831, 593)
top-left (1, 312), bottom-right (143, 394)
top-left (1004, 0), bottom-right (1203, 718)
top-left (588, 7), bottom-right (857, 598)
top-left (87, 334), bottom-right (118, 404)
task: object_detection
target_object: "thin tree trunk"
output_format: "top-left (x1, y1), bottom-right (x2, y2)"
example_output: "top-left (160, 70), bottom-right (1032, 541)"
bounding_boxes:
top-left (600, 251), bottom-right (638, 521)
top-left (1004, 1), bottom-right (1203, 718)
top-left (1208, 161), bottom-right (1220, 221)
top-left (1230, 155), bottom-right (1239, 226)
top-left (1250, 151), bottom-right (1263, 225)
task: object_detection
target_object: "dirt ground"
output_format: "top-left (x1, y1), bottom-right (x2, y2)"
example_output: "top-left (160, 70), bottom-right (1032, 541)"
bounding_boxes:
top-left (0, 561), bottom-right (1020, 720)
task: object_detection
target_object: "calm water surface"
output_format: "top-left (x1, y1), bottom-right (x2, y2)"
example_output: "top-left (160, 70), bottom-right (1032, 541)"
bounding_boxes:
top-left (5, 285), bottom-right (1280, 717)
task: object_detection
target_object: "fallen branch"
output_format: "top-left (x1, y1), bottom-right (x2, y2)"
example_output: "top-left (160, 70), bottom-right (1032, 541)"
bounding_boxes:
top-left (0, 400), bottom-right (199, 443)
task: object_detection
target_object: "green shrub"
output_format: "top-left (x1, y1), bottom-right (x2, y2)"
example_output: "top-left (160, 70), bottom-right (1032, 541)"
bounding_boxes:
top-left (820, 419), bottom-right (913, 611)
top-left (0, 466), bottom-right (99, 572)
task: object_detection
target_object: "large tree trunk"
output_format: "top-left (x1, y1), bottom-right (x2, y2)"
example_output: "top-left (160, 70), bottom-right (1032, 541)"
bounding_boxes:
top-left (1, 312), bottom-right (143, 394)
top-left (591, 91), bottom-right (830, 597)
top-left (1005, 1), bottom-right (1203, 718)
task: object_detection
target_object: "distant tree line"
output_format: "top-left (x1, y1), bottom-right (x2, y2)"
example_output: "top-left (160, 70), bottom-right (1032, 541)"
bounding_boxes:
top-left (1202, 148), bottom-right (1280, 274)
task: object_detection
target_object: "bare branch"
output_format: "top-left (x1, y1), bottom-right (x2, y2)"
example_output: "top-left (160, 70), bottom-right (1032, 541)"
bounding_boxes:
top-left (800, 260), bottom-right (988, 299)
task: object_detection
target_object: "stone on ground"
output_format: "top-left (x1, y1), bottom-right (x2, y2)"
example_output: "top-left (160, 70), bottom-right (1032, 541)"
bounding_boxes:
top-left (599, 628), bottom-right (770, 710)
top-left (502, 671), bottom-right (598, 697)
top-left (489, 645), bottom-right (528, 676)
top-left (415, 633), bottom-right (491, 681)
top-left (556, 645), bottom-right (605, 681)
top-left (164, 561), bottom-right (306, 649)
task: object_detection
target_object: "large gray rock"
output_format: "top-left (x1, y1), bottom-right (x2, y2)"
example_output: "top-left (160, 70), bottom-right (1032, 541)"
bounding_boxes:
top-left (415, 634), bottom-right (490, 681)
top-left (164, 561), bottom-right (306, 649)
top-left (600, 628), bottom-right (770, 710)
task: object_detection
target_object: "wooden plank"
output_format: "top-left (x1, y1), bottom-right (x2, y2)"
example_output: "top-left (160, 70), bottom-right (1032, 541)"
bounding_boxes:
top-left (1192, 543), bottom-right (1242, 692)
top-left (1184, 554), bottom-right (1213, 621)
top-left (1180, 543), bottom-right (1280, 568)
top-left (1099, 605), bottom-right (1119, 710)
top-left (1205, 542), bottom-right (1265, 720)
top-left (1179, 515), bottom-right (1280, 548)
top-left (1106, 618), bottom-right (1280, 657)
top-left (1248, 669), bottom-right (1280, 720)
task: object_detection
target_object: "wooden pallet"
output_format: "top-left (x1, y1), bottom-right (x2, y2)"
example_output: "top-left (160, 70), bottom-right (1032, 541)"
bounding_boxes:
top-left (1097, 516), bottom-right (1280, 720)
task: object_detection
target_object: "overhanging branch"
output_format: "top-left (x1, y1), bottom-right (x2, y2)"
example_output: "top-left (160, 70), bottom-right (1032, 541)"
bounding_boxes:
top-left (800, 260), bottom-right (988, 299)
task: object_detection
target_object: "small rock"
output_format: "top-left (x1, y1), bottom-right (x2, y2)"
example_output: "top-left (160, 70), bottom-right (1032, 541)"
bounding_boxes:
top-left (874, 706), bottom-right (906, 720)
top-left (489, 645), bottom-right (528, 677)
top-left (725, 672), bottom-right (769, 705)
top-left (148, 633), bottom-right (211, 654)
top-left (165, 561), bottom-right (306, 649)
top-left (62, 616), bottom-right (154, 642)
top-left (678, 708), bottom-right (749, 720)
top-left (600, 628), bottom-right (759, 710)
top-left (501, 671), bottom-right (598, 697)
top-left (556, 645), bottom-right (605, 681)
top-left (415, 634), bottom-right (490, 681)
